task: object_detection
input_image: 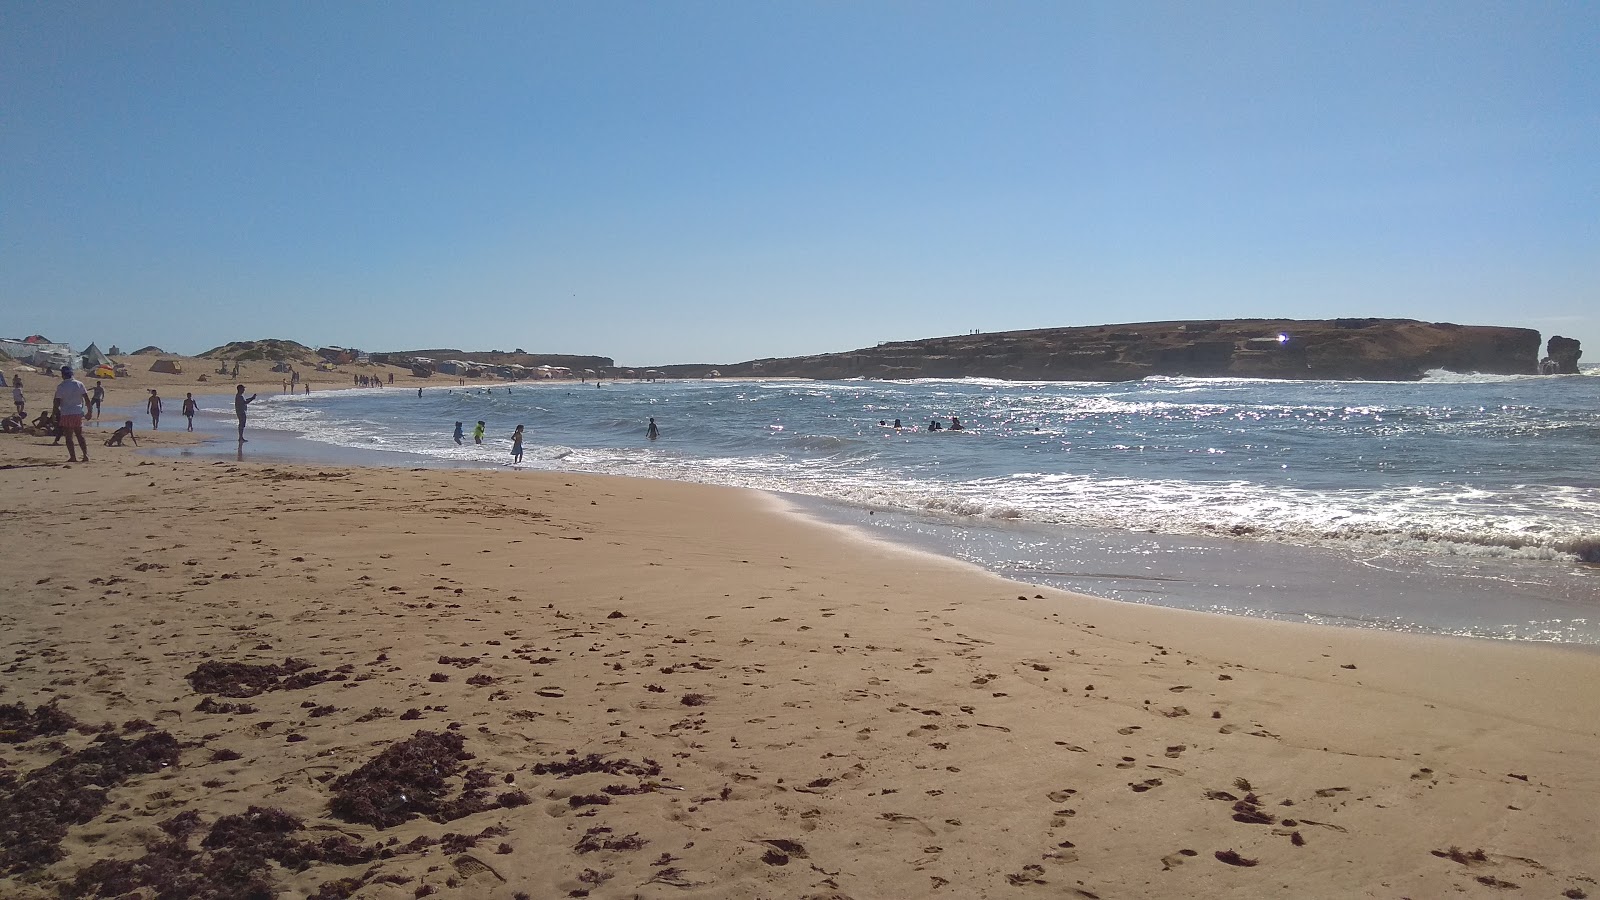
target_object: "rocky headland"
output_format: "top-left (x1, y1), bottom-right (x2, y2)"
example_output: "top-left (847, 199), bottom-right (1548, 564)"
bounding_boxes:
top-left (659, 318), bottom-right (1551, 382)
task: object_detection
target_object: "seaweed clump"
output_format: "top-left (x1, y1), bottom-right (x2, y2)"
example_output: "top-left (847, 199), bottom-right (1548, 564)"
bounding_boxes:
top-left (0, 731), bottom-right (181, 876)
top-left (186, 658), bottom-right (342, 698)
top-left (62, 805), bottom-right (382, 900)
top-left (330, 730), bottom-right (522, 828)
top-left (0, 701), bottom-right (78, 743)
top-left (531, 753), bottom-right (662, 779)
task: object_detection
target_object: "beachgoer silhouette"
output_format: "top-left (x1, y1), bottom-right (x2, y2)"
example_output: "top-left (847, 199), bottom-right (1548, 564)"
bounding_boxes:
top-left (105, 420), bottom-right (138, 447)
top-left (647, 417), bottom-right (659, 440)
top-left (511, 425), bottom-right (524, 463)
top-left (929, 418), bottom-right (941, 431)
top-left (182, 393), bottom-right (199, 431)
top-left (893, 418), bottom-right (901, 428)
top-left (473, 421), bottom-right (485, 444)
top-left (11, 376), bottom-right (23, 416)
top-left (453, 421), bottom-right (464, 445)
top-left (53, 366), bottom-right (90, 462)
top-left (146, 390), bottom-right (162, 430)
top-left (234, 384), bottom-right (257, 441)
top-left (91, 381), bottom-right (105, 420)
top-left (950, 417), bottom-right (962, 431)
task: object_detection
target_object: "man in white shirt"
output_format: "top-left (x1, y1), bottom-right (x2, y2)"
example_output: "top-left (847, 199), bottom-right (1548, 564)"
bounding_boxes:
top-left (52, 366), bottom-right (90, 462)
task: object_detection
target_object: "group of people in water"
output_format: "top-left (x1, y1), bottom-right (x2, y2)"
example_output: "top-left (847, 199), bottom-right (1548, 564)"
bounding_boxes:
top-left (451, 415), bottom-right (661, 464)
top-left (878, 417), bottom-right (964, 431)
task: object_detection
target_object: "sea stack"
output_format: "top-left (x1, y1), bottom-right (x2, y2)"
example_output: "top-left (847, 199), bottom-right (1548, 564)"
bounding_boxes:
top-left (1542, 335), bottom-right (1582, 375)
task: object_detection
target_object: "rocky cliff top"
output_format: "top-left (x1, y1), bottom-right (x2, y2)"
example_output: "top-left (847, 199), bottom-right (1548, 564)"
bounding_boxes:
top-left (675, 318), bottom-right (1546, 382)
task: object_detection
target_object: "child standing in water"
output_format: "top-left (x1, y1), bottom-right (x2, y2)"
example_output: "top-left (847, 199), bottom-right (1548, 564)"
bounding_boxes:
top-left (453, 421), bottom-right (464, 445)
top-left (473, 421), bottom-right (485, 444)
top-left (511, 425), bottom-right (524, 463)
top-left (181, 393), bottom-right (199, 431)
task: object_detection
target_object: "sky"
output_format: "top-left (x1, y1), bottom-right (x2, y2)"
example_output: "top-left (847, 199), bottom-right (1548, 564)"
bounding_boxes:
top-left (3, 1), bottom-right (1596, 367)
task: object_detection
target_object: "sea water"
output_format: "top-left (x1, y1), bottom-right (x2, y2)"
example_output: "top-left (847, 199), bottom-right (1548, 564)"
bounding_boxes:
top-left (175, 371), bottom-right (1600, 643)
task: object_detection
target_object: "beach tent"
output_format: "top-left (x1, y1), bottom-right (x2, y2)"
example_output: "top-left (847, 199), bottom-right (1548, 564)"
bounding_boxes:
top-left (92, 364), bottom-right (117, 378)
top-left (81, 343), bottom-right (112, 370)
top-left (148, 358), bottom-right (183, 374)
top-left (270, 360), bottom-right (293, 373)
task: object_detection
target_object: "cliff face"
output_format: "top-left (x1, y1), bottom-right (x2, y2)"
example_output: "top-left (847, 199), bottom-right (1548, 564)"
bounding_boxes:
top-left (704, 319), bottom-right (1542, 382)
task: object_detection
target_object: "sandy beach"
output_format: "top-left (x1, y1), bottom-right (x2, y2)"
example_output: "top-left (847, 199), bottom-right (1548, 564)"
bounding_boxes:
top-left (3, 409), bottom-right (1599, 898)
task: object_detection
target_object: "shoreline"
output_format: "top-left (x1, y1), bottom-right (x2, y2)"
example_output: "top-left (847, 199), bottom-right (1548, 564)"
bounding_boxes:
top-left (2, 430), bottom-right (1599, 897)
top-left (140, 393), bottom-right (1600, 648)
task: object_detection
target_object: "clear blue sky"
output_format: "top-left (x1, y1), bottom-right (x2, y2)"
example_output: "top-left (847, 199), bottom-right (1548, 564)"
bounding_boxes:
top-left (3, 1), bottom-right (1596, 366)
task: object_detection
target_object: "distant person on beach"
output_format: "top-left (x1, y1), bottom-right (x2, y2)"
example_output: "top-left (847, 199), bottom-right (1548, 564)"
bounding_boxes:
top-left (105, 420), bottom-right (138, 447)
top-left (146, 390), bottom-right (163, 430)
top-left (234, 385), bottom-right (257, 442)
top-left (91, 381), bottom-right (105, 420)
top-left (388, 373), bottom-right (394, 384)
top-left (182, 393), bottom-right (199, 431)
top-left (473, 421), bottom-right (485, 444)
top-left (453, 421), bottom-right (464, 445)
top-left (53, 366), bottom-right (90, 462)
top-left (303, 383), bottom-right (310, 394)
top-left (511, 425), bottom-right (524, 463)
top-left (647, 417), bottom-right (659, 440)
top-left (13, 376), bottom-right (25, 416)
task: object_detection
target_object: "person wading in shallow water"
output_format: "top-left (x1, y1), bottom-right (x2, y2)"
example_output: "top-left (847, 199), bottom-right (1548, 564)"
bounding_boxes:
top-left (646, 417), bottom-right (659, 440)
top-left (234, 385), bottom-right (258, 442)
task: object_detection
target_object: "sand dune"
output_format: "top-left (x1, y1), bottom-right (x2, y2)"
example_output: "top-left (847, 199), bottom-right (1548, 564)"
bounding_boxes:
top-left (2, 436), bottom-right (1597, 898)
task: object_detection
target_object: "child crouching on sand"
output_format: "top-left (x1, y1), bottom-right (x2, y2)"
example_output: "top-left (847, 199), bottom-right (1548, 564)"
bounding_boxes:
top-left (105, 420), bottom-right (138, 447)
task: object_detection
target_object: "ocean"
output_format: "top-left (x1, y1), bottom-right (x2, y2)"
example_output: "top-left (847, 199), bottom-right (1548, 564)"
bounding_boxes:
top-left (174, 370), bottom-right (1600, 644)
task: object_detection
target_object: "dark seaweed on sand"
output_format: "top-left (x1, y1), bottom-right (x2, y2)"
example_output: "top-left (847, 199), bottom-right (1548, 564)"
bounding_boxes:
top-left (0, 732), bottom-right (180, 876)
top-left (0, 700), bottom-right (78, 743)
top-left (186, 658), bottom-right (341, 698)
top-left (531, 753), bottom-right (662, 778)
top-left (328, 730), bottom-right (523, 828)
top-left (62, 805), bottom-right (382, 900)
top-left (330, 730), bottom-right (468, 828)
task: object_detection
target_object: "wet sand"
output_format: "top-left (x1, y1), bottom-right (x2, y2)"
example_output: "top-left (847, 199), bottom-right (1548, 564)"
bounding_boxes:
top-left (2, 431), bottom-right (1598, 898)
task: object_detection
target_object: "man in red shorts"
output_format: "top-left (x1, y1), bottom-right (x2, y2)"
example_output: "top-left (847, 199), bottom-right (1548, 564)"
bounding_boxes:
top-left (52, 365), bottom-right (90, 463)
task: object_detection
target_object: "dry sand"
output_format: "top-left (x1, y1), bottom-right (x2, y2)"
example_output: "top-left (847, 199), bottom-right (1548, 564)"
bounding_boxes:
top-left (2, 430), bottom-right (1597, 899)
top-left (6, 353), bottom-right (418, 421)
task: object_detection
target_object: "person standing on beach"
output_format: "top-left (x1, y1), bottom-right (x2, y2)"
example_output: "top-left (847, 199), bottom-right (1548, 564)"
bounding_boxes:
top-left (91, 381), bottom-right (105, 420)
top-left (473, 421), bottom-right (485, 444)
top-left (647, 417), bottom-right (659, 440)
top-left (453, 421), bottom-right (464, 445)
top-left (146, 390), bottom-right (163, 430)
top-left (234, 385), bottom-right (257, 442)
top-left (511, 425), bottom-right (524, 463)
top-left (181, 392), bottom-right (199, 431)
top-left (52, 366), bottom-right (90, 463)
top-left (12, 376), bottom-right (25, 416)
